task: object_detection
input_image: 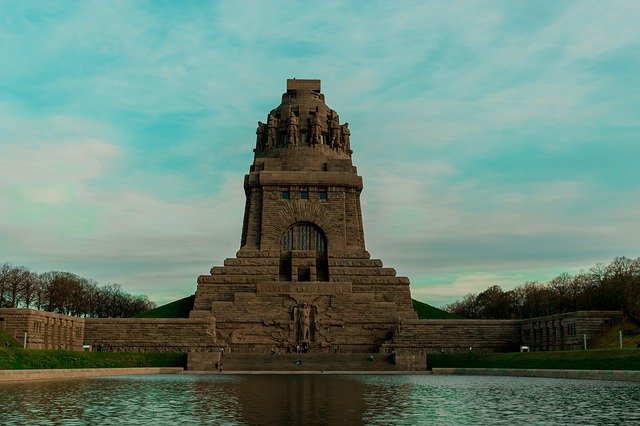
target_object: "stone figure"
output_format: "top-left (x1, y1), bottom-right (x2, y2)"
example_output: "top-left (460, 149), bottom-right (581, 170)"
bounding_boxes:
top-left (329, 112), bottom-right (341, 149)
top-left (309, 115), bottom-right (322, 146)
top-left (255, 121), bottom-right (266, 152)
top-left (299, 302), bottom-right (311, 342)
top-left (287, 111), bottom-right (299, 147)
top-left (267, 113), bottom-right (279, 149)
top-left (340, 123), bottom-right (351, 153)
top-left (395, 318), bottom-right (403, 334)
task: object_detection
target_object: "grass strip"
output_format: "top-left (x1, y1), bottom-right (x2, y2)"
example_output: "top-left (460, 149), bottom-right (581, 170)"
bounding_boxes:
top-left (428, 349), bottom-right (640, 371)
top-left (0, 348), bottom-right (186, 370)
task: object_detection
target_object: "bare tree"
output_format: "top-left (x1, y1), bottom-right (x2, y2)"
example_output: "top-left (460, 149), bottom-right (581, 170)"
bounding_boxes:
top-left (19, 270), bottom-right (41, 309)
top-left (0, 262), bottom-right (10, 307)
top-left (5, 266), bottom-right (31, 308)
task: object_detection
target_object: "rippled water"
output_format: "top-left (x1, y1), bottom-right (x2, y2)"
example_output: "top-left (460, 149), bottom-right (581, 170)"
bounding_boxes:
top-left (1, 374), bottom-right (640, 425)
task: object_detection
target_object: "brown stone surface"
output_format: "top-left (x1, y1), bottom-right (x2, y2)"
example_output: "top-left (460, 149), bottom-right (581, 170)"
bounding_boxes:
top-left (520, 310), bottom-right (622, 351)
top-left (188, 352), bottom-right (399, 372)
top-left (431, 368), bottom-right (640, 382)
top-left (0, 367), bottom-right (183, 382)
top-left (0, 308), bottom-right (84, 350)
top-left (391, 319), bottom-right (522, 355)
top-left (0, 80), bottom-right (627, 373)
top-left (83, 317), bottom-right (217, 352)
top-left (190, 79), bottom-right (417, 356)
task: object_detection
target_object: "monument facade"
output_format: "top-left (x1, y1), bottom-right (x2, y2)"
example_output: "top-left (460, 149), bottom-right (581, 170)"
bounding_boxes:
top-left (189, 79), bottom-right (417, 353)
top-left (2, 79), bottom-right (623, 370)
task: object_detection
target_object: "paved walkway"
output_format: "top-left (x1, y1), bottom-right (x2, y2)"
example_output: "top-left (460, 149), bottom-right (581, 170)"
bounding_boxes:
top-left (0, 367), bottom-right (184, 382)
top-left (4, 367), bottom-right (639, 382)
top-left (183, 370), bottom-right (429, 375)
top-left (432, 368), bottom-right (640, 382)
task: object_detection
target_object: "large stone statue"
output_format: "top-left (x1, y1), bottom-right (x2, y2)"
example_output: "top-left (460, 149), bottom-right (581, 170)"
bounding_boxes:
top-left (329, 112), bottom-right (341, 149)
top-left (267, 113), bottom-right (279, 149)
top-left (309, 115), bottom-right (322, 146)
top-left (340, 123), bottom-right (351, 154)
top-left (255, 121), bottom-right (266, 152)
top-left (287, 111), bottom-right (299, 147)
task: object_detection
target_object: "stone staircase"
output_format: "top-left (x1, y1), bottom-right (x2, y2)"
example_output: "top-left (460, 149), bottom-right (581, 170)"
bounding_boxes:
top-left (188, 352), bottom-right (402, 372)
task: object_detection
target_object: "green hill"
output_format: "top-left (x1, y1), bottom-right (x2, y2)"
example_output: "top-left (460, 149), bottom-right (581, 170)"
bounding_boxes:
top-left (412, 299), bottom-right (464, 319)
top-left (591, 317), bottom-right (640, 349)
top-left (1, 328), bottom-right (20, 348)
top-left (133, 295), bottom-right (195, 318)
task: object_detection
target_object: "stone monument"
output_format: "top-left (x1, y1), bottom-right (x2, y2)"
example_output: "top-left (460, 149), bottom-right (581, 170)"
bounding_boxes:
top-left (190, 79), bottom-right (417, 353)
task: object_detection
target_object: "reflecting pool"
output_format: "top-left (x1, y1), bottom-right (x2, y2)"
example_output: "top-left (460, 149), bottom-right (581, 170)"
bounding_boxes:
top-left (2, 374), bottom-right (640, 425)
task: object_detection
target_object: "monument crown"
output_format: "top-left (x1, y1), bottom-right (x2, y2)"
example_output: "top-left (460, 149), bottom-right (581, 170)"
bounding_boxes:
top-left (254, 78), bottom-right (350, 160)
top-left (286, 78), bottom-right (321, 93)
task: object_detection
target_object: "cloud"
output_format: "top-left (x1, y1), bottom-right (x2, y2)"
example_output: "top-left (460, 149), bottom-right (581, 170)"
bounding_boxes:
top-left (412, 273), bottom-right (501, 299)
top-left (1, 1), bottom-right (639, 307)
top-left (0, 108), bottom-right (246, 304)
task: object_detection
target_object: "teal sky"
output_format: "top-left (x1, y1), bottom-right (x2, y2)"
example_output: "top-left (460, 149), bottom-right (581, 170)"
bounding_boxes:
top-left (1, 1), bottom-right (639, 307)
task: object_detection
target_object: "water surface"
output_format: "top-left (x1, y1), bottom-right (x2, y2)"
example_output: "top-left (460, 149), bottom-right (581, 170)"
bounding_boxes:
top-left (1, 374), bottom-right (639, 425)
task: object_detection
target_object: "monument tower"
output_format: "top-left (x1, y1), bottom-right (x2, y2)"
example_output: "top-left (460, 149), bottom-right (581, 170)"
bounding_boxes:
top-left (190, 79), bottom-right (417, 353)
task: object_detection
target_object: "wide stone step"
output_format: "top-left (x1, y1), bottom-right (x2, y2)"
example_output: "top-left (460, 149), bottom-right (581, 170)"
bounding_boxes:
top-left (189, 353), bottom-right (400, 372)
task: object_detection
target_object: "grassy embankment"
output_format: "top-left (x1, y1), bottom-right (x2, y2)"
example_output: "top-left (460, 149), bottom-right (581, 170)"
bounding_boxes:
top-left (134, 295), bottom-right (195, 318)
top-left (0, 348), bottom-right (186, 370)
top-left (591, 317), bottom-right (640, 349)
top-left (412, 299), bottom-right (463, 320)
top-left (428, 349), bottom-right (640, 371)
top-left (1, 328), bottom-right (20, 348)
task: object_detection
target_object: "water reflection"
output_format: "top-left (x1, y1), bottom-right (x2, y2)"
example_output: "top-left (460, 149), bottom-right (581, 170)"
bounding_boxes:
top-left (2, 374), bottom-right (640, 425)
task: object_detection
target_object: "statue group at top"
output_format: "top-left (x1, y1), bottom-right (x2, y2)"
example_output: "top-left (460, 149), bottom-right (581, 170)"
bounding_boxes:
top-left (255, 110), bottom-right (351, 155)
top-left (253, 79), bottom-right (352, 156)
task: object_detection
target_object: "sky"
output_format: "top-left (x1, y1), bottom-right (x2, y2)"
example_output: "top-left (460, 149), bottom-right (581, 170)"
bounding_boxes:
top-left (1, 1), bottom-right (639, 307)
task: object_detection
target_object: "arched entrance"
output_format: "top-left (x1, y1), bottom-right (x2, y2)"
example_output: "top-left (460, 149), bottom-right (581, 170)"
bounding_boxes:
top-left (279, 222), bottom-right (328, 282)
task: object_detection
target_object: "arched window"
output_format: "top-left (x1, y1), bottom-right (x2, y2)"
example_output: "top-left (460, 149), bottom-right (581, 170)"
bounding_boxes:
top-left (280, 222), bottom-right (328, 282)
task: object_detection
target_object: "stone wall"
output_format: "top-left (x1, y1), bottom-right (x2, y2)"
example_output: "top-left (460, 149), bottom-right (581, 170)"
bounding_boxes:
top-left (432, 368), bottom-right (640, 382)
top-left (520, 311), bottom-right (623, 351)
top-left (1, 307), bottom-right (625, 361)
top-left (0, 367), bottom-right (183, 383)
top-left (83, 317), bottom-right (217, 352)
top-left (391, 319), bottom-right (522, 355)
top-left (391, 311), bottom-right (624, 356)
top-left (0, 308), bottom-right (84, 350)
top-left (194, 278), bottom-right (413, 354)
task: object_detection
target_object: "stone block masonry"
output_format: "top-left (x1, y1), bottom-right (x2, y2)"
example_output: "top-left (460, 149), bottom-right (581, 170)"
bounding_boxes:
top-left (189, 79), bottom-right (418, 356)
top-left (0, 367), bottom-right (183, 382)
top-left (0, 308), bottom-right (84, 350)
top-left (391, 319), bottom-right (522, 355)
top-left (0, 81), bottom-right (626, 373)
top-left (83, 317), bottom-right (217, 353)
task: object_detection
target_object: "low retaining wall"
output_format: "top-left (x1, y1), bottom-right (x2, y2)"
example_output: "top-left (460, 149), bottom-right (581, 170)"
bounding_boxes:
top-left (393, 319), bottom-right (521, 354)
top-left (0, 308), bottom-right (85, 350)
top-left (84, 317), bottom-right (217, 352)
top-left (0, 367), bottom-right (184, 382)
top-left (432, 368), bottom-right (640, 382)
top-left (520, 311), bottom-right (623, 351)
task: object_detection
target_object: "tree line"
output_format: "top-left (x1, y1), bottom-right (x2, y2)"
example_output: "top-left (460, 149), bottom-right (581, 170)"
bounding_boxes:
top-left (0, 262), bottom-right (155, 318)
top-left (444, 257), bottom-right (640, 320)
